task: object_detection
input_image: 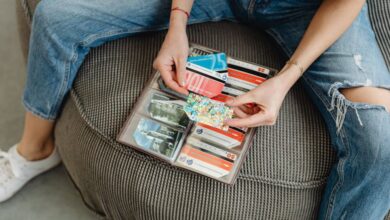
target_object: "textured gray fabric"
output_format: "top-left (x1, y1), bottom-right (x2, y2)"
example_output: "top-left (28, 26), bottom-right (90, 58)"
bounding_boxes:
top-left (54, 23), bottom-right (335, 219)
top-left (368, 0), bottom-right (390, 69)
top-left (16, 0), bottom-right (390, 219)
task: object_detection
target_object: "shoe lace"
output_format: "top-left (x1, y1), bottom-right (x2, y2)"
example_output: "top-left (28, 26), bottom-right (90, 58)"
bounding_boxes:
top-left (0, 151), bottom-right (15, 186)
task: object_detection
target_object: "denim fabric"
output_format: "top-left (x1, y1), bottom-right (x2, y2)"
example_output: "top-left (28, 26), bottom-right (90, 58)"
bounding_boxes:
top-left (260, 3), bottom-right (390, 220)
top-left (23, 0), bottom-right (390, 219)
top-left (23, 0), bottom-right (236, 120)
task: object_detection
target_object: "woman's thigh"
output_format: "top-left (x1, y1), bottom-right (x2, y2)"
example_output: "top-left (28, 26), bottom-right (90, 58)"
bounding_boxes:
top-left (32, 0), bottom-right (236, 46)
top-left (24, 0), bottom-right (236, 120)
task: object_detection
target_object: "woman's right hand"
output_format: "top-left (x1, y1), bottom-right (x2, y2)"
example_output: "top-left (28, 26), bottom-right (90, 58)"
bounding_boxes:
top-left (153, 22), bottom-right (189, 95)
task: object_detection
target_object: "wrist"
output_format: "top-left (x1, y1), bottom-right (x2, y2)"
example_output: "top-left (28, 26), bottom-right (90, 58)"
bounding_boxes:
top-left (274, 65), bottom-right (302, 92)
top-left (169, 11), bottom-right (188, 30)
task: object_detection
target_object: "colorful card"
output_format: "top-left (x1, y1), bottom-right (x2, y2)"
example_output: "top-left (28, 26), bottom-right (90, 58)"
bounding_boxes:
top-left (132, 117), bottom-right (183, 159)
top-left (176, 144), bottom-right (233, 178)
top-left (184, 93), bottom-right (233, 130)
top-left (225, 57), bottom-right (269, 92)
top-left (147, 93), bottom-right (189, 128)
top-left (191, 123), bottom-right (245, 149)
top-left (185, 62), bottom-right (226, 98)
top-left (188, 53), bottom-right (228, 73)
top-left (186, 137), bottom-right (238, 161)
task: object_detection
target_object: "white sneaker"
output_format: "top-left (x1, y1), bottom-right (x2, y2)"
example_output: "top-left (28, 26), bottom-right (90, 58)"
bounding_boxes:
top-left (0, 144), bottom-right (61, 203)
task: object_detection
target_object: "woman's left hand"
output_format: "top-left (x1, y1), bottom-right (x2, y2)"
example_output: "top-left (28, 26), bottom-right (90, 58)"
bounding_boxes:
top-left (225, 68), bottom-right (299, 128)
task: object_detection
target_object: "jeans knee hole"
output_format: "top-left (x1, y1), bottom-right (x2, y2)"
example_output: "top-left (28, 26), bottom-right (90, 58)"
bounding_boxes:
top-left (339, 87), bottom-right (390, 113)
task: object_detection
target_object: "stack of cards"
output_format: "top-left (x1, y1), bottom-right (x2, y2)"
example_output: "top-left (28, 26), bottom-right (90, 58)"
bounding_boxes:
top-left (190, 46), bottom-right (277, 98)
top-left (184, 53), bottom-right (228, 98)
top-left (117, 44), bottom-right (278, 184)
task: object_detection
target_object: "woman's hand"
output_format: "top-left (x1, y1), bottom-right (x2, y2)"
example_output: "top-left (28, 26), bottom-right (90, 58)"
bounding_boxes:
top-left (225, 67), bottom-right (301, 128)
top-left (153, 23), bottom-right (189, 95)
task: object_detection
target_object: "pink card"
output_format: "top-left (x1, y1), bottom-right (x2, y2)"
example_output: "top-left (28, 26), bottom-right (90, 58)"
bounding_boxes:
top-left (185, 63), bottom-right (225, 98)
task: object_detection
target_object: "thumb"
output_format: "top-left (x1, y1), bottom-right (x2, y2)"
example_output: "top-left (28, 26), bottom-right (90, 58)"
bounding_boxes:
top-left (176, 57), bottom-right (187, 87)
top-left (226, 92), bottom-right (255, 107)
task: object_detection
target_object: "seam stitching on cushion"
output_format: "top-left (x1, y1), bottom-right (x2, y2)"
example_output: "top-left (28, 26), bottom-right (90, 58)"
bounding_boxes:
top-left (60, 166), bottom-right (107, 219)
top-left (19, 0), bottom-right (32, 27)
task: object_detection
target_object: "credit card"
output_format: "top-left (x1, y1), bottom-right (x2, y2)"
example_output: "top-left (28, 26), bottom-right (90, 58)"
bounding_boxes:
top-left (187, 53), bottom-right (228, 79)
top-left (191, 123), bottom-right (245, 149)
top-left (226, 57), bottom-right (269, 91)
top-left (228, 57), bottom-right (271, 75)
top-left (186, 137), bottom-right (238, 161)
top-left (185, 63), bottom-right (226, 98)
top-left (132, 117), bottom-right (183, 159)
top-left (177, 144), bottom-right (233, 178)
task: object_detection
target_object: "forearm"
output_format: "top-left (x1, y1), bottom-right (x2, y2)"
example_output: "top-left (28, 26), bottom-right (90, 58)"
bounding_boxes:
top-left (279, 0), bottom-right (366, 90)
top-left (169, 0), bottom-right (194, 30)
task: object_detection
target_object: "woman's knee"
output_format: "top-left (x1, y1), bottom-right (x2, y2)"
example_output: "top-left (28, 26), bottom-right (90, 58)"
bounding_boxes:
top-left (32, 0), bottom-right (82, 34)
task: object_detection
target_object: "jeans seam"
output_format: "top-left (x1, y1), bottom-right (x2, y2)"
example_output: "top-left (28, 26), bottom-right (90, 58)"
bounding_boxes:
top-left (301, 76), bottom-right (351, 220)
top-left (301, 76), bottom-right (331, 109)
top-left (23, 98), bottom-right (56, 121)
top-left (324, 126), bottom-right (351, 220)
top-left (47, 43), bottom-right (75, 120)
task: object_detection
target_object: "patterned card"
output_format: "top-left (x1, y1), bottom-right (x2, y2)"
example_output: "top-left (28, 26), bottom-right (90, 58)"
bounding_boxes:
top-left (184, 93), bottom-right (233, 130)
top-left (188, 53), bottom-right (228, 73)
top-left (185, 63), bottom-right (226, 98)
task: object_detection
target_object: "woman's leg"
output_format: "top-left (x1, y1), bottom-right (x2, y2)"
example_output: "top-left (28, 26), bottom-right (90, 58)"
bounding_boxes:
top-left (251, 2), bottom-right (390, 219)
top-left (18, 0), bottom-right (236, 158)
top-left (0, 0), bottom-right (236, 202)
top-left (18, 112), bottom-right (54, 161)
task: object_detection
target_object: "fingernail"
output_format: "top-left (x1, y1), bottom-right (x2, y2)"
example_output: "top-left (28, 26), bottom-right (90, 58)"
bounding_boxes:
top-left (180, 80), bottom-right (186, 87)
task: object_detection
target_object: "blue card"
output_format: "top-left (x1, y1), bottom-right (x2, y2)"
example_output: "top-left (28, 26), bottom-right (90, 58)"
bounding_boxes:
top-left (187, 53), bottom-right (227, 72)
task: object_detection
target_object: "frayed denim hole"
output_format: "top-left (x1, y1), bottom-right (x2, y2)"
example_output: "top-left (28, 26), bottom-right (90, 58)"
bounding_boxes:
top-left (328, 82), bottom-right (390, 134)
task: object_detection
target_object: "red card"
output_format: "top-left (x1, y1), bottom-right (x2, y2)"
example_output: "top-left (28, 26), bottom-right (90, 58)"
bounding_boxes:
top-left (185, 64), bottom-right (225, 98)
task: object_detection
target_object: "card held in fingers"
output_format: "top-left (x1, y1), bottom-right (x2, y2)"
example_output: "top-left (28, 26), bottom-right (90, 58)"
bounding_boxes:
top-left (184, 62), bottom-right (226, 98)
top-left (184, 93), bottom-right (233, 130)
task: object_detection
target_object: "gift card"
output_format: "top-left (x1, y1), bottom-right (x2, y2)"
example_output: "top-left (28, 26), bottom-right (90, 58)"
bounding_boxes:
top-left (184, 93), bottom-right (233, 130)
top-left (226, 57), bottom-right (269, 91)
top-left (176, 144), bottom-right (233, 178)
top-left (147, 93), bottom-right (189, 128)
top-left (132, 117), bottom-right (183, 159)
top-left (185, 63), bottom-right (226, 98)
top-left (188, 53), bottom-right (228, 73)
top-left (186, 137), bottom-right (238, 161)
top-left (191, 123), bottom-right (245, 149)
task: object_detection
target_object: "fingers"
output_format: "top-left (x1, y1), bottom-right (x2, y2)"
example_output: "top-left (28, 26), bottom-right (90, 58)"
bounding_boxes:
top-left (175, 57), bottom-right (187, 87)
top-left (233, 107), bottom-right (250, 118)
top-left (154, 61), bottom-right (188, 95)
top-left (225, 92), bottom-right (255, 107)
top-left (225, 111), bottom-right (277, 127)
top-left (238, 105), bottom-right (255, 115)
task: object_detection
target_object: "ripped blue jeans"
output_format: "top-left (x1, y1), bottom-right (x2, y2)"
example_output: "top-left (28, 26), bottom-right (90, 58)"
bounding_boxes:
top-left (23, 0), bottom-right (390, 219)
